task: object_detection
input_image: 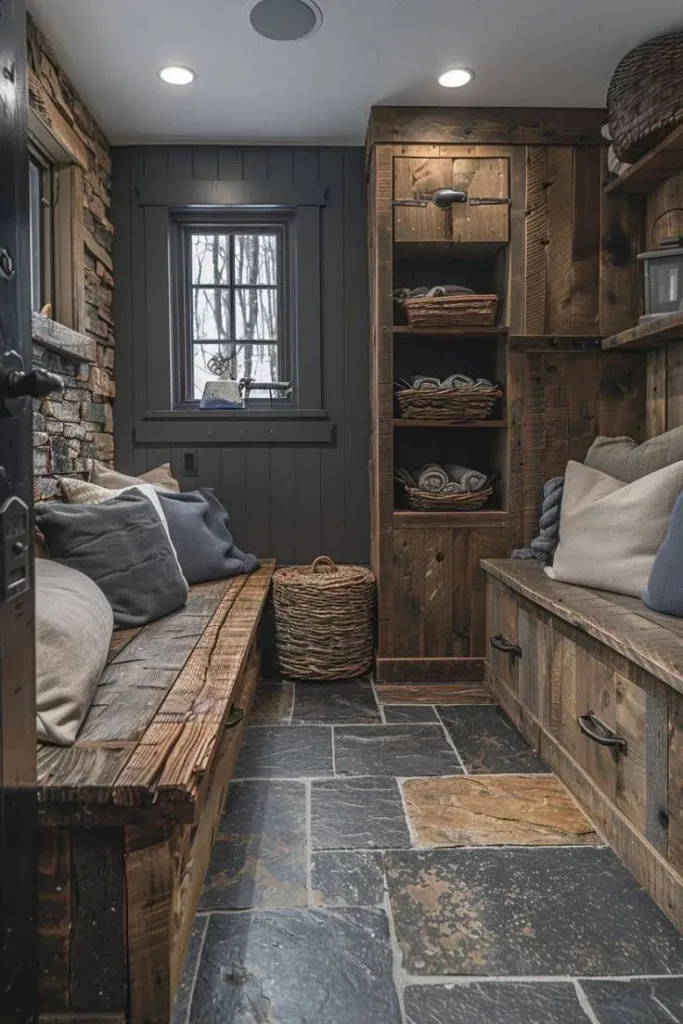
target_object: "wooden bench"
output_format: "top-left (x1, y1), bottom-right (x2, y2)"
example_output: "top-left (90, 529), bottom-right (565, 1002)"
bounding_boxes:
top-left (483, 558), bottom-right (683, 935)
top-left (36, 560), bottom-right (275, 1024)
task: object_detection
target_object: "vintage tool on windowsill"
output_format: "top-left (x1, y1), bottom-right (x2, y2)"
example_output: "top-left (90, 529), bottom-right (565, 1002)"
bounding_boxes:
top-left (393, 187), bottom-right (511, 209)
top-left (239, 378), bottom-right (294, 408)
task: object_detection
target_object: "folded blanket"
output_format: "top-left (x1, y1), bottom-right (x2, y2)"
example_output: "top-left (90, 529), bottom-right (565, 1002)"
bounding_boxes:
top-left (417, 464), bottom-right (449, 492)
top-left (445, 465), bottom-right (488, 493)
top-left (426, 285), bottom-right (475, 297)
top-left (412, 375), bottom-right (441, 391)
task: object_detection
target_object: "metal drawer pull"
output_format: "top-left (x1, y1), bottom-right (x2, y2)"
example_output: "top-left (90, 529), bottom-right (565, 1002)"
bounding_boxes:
top-left (489, 634), bottom-right (522, 658)
top-left (225, 707), bottom-right (245, 730)
top-left (577, 713), bottom-right (627, 755)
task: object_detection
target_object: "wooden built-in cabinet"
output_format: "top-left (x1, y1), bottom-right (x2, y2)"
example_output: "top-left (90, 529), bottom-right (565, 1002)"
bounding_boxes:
top-left (368, 108), bottom-right (646, 683)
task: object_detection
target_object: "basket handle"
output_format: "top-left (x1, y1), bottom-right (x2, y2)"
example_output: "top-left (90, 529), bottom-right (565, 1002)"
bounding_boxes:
top-left (310, 555), bottom-right (337, 573)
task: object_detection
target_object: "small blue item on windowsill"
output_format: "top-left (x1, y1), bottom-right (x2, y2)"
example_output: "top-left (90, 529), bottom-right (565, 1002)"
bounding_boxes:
top-left (200, 380), bottom-right (242, 409)
top-left (643, 488), bottom-right (683, 617)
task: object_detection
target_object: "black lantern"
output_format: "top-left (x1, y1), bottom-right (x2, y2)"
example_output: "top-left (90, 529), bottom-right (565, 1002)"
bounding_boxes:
top-left (637, 208), bottom-right (683, 322)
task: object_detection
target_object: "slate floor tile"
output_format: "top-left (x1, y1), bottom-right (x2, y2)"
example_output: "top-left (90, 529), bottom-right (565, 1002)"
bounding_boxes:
top-left (377, 683), bottom-right (494, 704)
top-left (385, 847), bottom-right (683, 976)
top-left (438, 704), bottom-right (551, 773)
top-left (581, 978), bottom-right (683, 1023)
top-left (292, 679), bottom-right (380, 724)
top-left (190, 908), bottom-right (402, 1024)
top-left (383, 704), bottom-right (440, 724)
top-left (199, 781), bottom-right (307, 910)
top-left (250, 681), bottom-right (294, 725)
top-left (404, 982), bottom-right (591, 1024)
top-left (334, 725), bottom-right (463, 777)
top-left (311, 776), bottom-right (411, 850)
top-left (403, 775), bottom-right (599, 847)
top-left (234, 725), bottom-right (333, 778)
top-left (311, 850), bottom-right (385, 907)
top-left (172, 914), bottom-right (207, 1024)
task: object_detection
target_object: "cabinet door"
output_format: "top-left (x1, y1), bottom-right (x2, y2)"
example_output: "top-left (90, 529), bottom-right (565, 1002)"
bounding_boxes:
top-left (394, 156), bottom-right (510, 244)
top-left (517, 608), bottom-right (552, 726)
top-left (485, 579), bottom-right (519, 691)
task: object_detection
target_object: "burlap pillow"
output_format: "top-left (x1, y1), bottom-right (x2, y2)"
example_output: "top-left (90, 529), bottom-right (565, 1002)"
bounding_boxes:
top-left (89, 459), bottom-right (180, 492)
top-left (585, 426), bottom-right (683, 483)
top-left (546, 459), bottom-right (683, 597)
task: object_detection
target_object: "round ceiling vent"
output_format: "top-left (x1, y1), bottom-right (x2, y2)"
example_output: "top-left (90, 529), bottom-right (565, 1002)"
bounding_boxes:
top-left (249, 0), bottom-right (322, 41)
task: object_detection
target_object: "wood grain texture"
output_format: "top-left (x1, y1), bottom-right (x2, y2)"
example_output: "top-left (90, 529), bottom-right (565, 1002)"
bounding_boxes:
top-left (368, 107), bottom-right (607, 147)
top-left (32, 313), bottom-right (97, 363)
top-left (605, 123), bottom-right (683, 196)
top-left (483, 560), bottom-right (683, 697)
top-left (376, 657), bottom-right (486, 684)
top-left (376, 683), bottom-right (493, 704)
top-left (599, 149), bottom-right (645, 337)
top-left (403, 775), bottom-right (599, 847)
top-left (125, 827), bottom-right (173, 1024)
top-left (603, 310), bottom-right (683, 352)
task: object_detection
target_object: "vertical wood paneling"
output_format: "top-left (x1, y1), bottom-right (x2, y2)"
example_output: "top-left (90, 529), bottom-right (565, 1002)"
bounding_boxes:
top-left (112, 144), bottom-right (370, 565)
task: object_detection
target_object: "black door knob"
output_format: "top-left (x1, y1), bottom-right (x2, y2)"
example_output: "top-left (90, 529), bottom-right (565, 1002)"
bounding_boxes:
top-left (1, 367), bottom-right (63, 399)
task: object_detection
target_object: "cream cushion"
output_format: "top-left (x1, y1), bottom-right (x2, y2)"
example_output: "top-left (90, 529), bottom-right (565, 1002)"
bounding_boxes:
top-left (36, 558), bottom-right (113, 745)
top-left (546, 459), bottom-right (683, 597)
top-left (89, 459), bottom-right (180, 493)
top-left (585, 426), bottom-right (683, 483)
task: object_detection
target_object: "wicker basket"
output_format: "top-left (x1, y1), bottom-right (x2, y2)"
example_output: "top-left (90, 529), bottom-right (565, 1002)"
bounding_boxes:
top-left (272, 556), bottom-right (375, 680)
top-left (401, 486), bottom-right (494, 512)
top-left (607, 31), bottom-right (683, 163)
top-left (397, 383), bottom-right (503, 422)
top-left (403, 294), bottom-right (499, 328)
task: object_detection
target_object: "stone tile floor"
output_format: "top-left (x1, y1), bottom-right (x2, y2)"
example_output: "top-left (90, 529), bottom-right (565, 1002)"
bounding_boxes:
top-left (174, 678), bottom-right (683, 1024)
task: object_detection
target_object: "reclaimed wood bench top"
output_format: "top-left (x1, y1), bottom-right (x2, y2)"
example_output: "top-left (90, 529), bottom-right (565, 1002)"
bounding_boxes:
top-left (37, 560), bottom-right (275, 824)
top-left (483, 559), bottom-right (683, 696)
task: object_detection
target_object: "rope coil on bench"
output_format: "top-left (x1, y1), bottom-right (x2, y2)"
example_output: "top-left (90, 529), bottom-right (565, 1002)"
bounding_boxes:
top-left (272, 557), bottom-right (375, 679)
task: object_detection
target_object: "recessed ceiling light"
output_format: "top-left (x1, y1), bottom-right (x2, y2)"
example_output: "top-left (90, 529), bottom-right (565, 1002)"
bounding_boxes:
top-left (249, 0), bottom-right (322, 41)
top-left (438, 68), bottom-right (474, 88)
top-left (158, 65), bottom-right (196, 86)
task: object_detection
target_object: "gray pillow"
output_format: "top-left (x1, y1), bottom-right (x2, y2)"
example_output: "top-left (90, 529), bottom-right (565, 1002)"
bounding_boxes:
top-left (644, 490), bottom-right (683, 616)
top-left (585, 426), bottom-right (683, 483)
top-left (36, 559), bottom-right (113, 745)
top-left (35, 490), bottom-right (189, 627)
top-left (156, 488), bottom-right (259, 584)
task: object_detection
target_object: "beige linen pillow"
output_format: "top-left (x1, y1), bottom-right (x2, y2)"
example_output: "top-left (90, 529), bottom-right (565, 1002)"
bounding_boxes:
top-left (89, 459), bottom-right (180, 493)
top-left (36, 558), bottom-right (113, 745)
top-left (585, 426), bottom-right (683, 483)
top-left (546, 459), bottom-right (683, 597)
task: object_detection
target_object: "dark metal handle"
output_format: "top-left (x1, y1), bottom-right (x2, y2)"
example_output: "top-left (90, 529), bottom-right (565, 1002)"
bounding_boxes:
top-left (489, 633), bottom-right (522, 658)
top-left (577, 713), bottom-right (627, 755)
top-left (225, 707), bottom-right (244, 730)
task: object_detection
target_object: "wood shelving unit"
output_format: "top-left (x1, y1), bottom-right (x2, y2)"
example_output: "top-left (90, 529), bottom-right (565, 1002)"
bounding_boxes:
top-left (394, 325), bottom-right (508, 338)
top-left (604, 124), bottom-right (683, 196)
top-left (602, 310), bottom-right (683, 351)
top-left (393, 418), bottom-right (506, 428)
top-left (393, 510), bottom-right (508, 528)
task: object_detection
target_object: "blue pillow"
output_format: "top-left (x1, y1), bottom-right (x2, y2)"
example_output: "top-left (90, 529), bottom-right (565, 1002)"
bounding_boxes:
top-left (643, 489), bottom-right (683, 616)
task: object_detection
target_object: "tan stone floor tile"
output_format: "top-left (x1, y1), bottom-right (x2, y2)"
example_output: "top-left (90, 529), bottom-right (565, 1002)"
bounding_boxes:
top-left (403, 774), bottom-right (600, 847)
top-left (375, 684), bottom-right (494, 705)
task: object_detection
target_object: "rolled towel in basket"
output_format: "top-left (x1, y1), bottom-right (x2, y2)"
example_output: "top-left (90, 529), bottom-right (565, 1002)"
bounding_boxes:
top-left (417, 464), bottom-right (450, 492)
top-left (445, 464), bottom-right (489, 492)
top-left (426, 285), bottom-right (475, 297)
top-left (412, 376), bottom-right (441, 391)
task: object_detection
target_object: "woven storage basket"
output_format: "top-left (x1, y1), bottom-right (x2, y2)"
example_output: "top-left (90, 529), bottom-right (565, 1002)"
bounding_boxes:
top-left (400, 486), bottom-right (493, 512)
top-left (404, 294), bottom-right (498, 328)
top-left (272, 557), bottom-right (375, 680)
top-left (397, 383), bottom-right (503, 422)
top-left (607, 31), bottom-right (683, 162)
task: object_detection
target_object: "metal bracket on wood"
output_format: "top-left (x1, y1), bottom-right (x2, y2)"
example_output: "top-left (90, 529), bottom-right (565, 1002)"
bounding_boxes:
top-left (509, 336), bottom-right (602, 352)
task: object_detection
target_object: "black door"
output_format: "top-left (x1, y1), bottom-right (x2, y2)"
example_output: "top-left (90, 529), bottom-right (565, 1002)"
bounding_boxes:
top-left (0, 0), bottom-right (37, 1019)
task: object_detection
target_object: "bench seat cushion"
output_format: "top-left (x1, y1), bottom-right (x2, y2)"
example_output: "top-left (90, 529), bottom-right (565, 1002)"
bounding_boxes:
top-left (36, 558), bottom-right (113, 745)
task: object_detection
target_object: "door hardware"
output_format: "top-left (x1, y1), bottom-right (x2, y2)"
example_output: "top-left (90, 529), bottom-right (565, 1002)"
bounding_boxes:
top-left (0, 247), bottom-right (14, 279)
top-left (394, 187), bottom-right (511, 209)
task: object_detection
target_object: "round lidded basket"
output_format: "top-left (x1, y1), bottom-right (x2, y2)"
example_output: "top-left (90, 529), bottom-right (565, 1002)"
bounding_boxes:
top-left (272, 556), bottom-right (375, 680)
top-left (607, 30), bottom-right (683, 162)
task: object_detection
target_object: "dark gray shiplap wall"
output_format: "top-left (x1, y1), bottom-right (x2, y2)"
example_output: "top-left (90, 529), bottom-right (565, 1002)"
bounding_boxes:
top-left (111, 146), bottom-right (369, 564)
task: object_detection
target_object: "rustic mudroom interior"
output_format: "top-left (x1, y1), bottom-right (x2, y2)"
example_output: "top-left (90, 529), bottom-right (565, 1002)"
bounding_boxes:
top-left (3, 1), bottom-right (683, 1022)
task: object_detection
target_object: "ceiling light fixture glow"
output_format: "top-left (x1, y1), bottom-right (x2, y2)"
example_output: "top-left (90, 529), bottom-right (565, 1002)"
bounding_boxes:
top-left (158, 65), bottom-right (196, 86)
top-left (438, 67), bottom-right (474, 88)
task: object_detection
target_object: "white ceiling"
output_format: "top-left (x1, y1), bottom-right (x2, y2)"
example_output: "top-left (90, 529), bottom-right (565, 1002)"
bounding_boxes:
top-left (28, 0), bottom-right (683, 146)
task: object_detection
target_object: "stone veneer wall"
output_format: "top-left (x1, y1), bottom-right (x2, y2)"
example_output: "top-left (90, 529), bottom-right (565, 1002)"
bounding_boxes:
top-left (27, 16), bottom-right (116, 500)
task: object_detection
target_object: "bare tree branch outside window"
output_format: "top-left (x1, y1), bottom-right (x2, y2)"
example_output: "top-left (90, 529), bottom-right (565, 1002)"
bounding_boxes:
top-left (189, 230), bottom-right (281, 400)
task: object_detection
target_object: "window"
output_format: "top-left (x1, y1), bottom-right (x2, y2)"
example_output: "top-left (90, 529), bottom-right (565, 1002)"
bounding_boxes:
top-left (28, 144), bottom-right (55, 314)
top-left (175, 221), bottom-right (288, 404)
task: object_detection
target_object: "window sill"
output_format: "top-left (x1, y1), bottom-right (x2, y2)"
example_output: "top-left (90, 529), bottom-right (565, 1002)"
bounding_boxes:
top-left (134, 410), bottom-right (334, 445)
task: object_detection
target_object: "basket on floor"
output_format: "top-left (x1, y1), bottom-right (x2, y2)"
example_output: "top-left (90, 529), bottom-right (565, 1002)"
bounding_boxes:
top-left (272, 556), bottom-right (375, 680)
top-left (607, 31), bottom-right (683, 162)
top-left (400, 485), bottom-right (494, 512)
top-left (397, 383), bottom-right (503, 422)
top-left (403, 294), bottom-right (499, 328)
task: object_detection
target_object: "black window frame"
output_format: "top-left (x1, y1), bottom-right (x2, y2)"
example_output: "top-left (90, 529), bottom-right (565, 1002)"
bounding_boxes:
top-left (171, 210), bottom-right (295, 411)
top-left (28, 140), bottom-right (55, 314)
